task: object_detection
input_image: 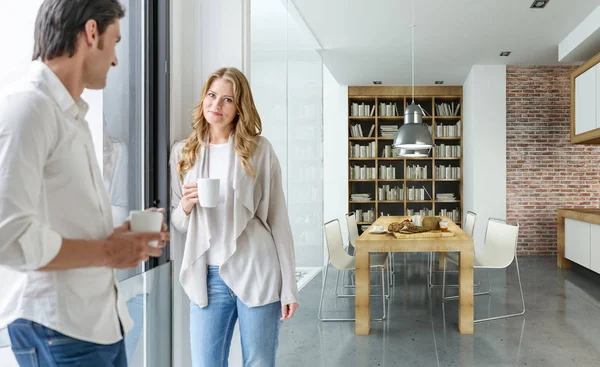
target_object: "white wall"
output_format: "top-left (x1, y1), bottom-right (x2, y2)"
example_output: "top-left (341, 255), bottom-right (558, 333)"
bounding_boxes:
top-left (323, 65), bottom-right (349, 253)
top-left (170, 1), bottom-right (249, 366)
top-left (463, 65), bottom-right (507, 251)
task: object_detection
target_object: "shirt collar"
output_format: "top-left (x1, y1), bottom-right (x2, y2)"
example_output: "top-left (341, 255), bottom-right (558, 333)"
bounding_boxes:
top-left (29, 60), bottom-right (89, 120)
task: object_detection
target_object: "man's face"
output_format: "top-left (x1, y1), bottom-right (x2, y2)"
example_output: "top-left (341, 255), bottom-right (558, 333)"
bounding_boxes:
top-left (83, 20), bottom-right (121, 90)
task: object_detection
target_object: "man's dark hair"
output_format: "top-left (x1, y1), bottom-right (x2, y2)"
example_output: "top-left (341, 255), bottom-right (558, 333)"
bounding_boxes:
top-left (33, 0), bottom-right (125, 61)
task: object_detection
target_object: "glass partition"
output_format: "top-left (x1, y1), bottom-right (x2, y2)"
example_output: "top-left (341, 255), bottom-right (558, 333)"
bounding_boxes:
top-left (251, 0), bottom-right (324, 289)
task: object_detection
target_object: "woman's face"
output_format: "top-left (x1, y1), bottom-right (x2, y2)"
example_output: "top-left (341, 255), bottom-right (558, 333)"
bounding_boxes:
top-left (202, 78), bottom-right (238, 129)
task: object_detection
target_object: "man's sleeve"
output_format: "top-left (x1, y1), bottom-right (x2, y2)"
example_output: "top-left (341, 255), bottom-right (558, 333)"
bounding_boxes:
top-left (0, 92), bottom-right (62, 270)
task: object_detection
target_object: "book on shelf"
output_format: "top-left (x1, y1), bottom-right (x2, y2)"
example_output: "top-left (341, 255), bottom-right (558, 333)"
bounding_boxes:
top-left (407, 186), bottom-right (426, 201)
top-left (378, 184), bottom-right (404, 201)
top-left (351, 142), bottom-right (377, 158)
top-left (378, 165), bottom-right (396, 179)
top-left (437, 208), bottom-right (460, 222)
top-left (407, 208), bottom-right (433, 216)
top-left (367, 125), bottom-right (375, 137)
top-left (434, 144), bottom-right (460, 158)
top-left (350, 102), bottom-right (376, 117)
top-left (422, 185), bottom-right (432, 200)
top-left (379, 102), bottom-right (403, 117)
top-left (355, 209), bottom-right (375, 223)
top-left (350, 165), bottom-right (376, 180)
top-left (436, 193), bottom-right (456, 201)
top-left (435, 102), bottom-right (461, 117)
top-left (406, 165), bottom-right (428, 179)
top-left (380, 125), bottom-right (399, 138)
top-left (435, 165), bottom-right (460, 179)
top-left (350, 193), bottom-right (372, 202)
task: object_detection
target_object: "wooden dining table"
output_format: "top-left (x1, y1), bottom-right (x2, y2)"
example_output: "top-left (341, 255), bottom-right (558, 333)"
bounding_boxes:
top-left (354, 216), bottom-right (474, 335)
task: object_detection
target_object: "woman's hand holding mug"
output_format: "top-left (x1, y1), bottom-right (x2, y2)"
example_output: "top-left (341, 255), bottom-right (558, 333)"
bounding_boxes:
top-left (181, 182), bottom-right (199, 215)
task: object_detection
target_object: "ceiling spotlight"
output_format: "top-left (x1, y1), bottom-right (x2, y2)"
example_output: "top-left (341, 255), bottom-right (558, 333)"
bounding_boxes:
top-left (435, 81), bottom-right (444, 85)
top-left (373, 80), bottom-right (382, 85)
top-left (499, 51), bottom-right (511, 57)
top-left (530, 0), bottom-right (548, 8)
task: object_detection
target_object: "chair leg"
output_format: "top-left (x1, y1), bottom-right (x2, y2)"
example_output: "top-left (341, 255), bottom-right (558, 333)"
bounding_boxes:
top-left (369, 266), bottom-right (387, 321)
top-left (319, 264), bottom-right (388, 322)
top-left (442, 257), bottom-right (447, 299)
top-left (434, 255), bottom-right (479, 288)
top-left (334, 269), bottom-right (341, 296)
top-left (443, 258), bottom-right (526, 322)
top-left (474, 255), bottom-right (526, 323)
top-left (319, 263), bottom-right (355, 322)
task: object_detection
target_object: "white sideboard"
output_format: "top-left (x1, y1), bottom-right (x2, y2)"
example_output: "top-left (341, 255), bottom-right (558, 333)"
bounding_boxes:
top-left (559, 209), bottom-right (600, 273)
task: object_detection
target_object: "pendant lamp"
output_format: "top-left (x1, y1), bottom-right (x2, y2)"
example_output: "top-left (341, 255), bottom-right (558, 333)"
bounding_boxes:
top-left (393, 0), bottom-right (433, 155)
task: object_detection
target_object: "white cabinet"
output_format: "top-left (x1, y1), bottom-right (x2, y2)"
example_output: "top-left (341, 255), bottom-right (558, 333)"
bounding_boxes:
top-left (591, 224), bottom-right (600, 273)
top-left (565, 218), bottom-right (591, 269)
top-left (575, 65), bottom-right (597, 135)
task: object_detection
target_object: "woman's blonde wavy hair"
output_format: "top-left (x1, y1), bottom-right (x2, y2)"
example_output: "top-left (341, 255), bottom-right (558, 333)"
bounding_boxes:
top-left (177, 67), bottom-right (262, 181)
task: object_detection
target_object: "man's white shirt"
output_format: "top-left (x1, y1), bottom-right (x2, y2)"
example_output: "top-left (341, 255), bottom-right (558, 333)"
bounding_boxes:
top-left (0, 61), bottom-right (133, 344)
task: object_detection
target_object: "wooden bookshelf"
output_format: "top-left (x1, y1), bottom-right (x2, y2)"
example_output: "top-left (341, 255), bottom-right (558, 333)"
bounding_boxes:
top-left (348, 86), bottom-right (463, 230)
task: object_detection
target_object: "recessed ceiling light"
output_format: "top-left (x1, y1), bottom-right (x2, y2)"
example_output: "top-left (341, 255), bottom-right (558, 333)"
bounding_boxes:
top-left (499, 51), bottom-right (511, 57)
top-left (435, 81), bottom-right (444, 85)
top-left (530, 0), bottom-right (548, 8)
top-left (373, 80), bottom-right (382, 85)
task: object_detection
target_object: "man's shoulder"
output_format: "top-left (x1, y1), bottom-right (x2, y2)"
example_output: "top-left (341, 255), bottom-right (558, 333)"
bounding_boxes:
top-left (0, 79), bottom-right (55, 115)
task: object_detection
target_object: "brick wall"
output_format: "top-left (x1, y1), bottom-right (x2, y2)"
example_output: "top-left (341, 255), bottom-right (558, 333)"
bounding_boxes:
top-left (506, 66), bottom-right (600, 255)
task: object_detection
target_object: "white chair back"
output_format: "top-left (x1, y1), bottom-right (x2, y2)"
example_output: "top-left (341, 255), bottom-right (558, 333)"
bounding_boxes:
top-left (345, 212), bottom-right (359, 250)
top-left (482, 218), bottom-right (520, 268)
top-left (464, 211), bottom-right (477, 237)
top-left (324, 219), bottom-right (354, 269)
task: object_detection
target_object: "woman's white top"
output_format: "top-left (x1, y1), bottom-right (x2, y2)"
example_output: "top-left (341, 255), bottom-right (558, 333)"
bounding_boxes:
top-left (204, 142), bottom-right (232, 266)
top-left (170, 135), bottom-right (299, 307)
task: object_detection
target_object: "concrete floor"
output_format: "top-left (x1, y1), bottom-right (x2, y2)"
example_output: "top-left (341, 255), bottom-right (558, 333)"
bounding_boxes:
top-left (277, 255), bottom-right (600, 367)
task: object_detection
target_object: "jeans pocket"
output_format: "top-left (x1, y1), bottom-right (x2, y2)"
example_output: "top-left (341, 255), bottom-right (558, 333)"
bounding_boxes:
top-left (46, 328), bottom-right (79, 347)
top-left (11, 348), bottom-right (39, 367)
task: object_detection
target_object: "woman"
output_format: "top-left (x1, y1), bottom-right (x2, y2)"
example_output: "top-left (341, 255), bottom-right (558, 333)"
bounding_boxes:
top-left (170, 67), bottom-right (299, 367)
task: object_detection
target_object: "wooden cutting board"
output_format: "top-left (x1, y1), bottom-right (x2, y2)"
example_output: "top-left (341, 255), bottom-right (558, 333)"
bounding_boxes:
top-left (392, 230), bottom-right (455, 238)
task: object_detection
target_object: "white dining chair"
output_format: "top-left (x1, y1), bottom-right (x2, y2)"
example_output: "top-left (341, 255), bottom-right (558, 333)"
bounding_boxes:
top-left (428, 211), bottom-right (477, 286)
top-left (429, 211), bottom-right (478, 287)
top-left (318, 219), bottom-right (389, 322)
top-left (346, 212), bottom-right (394, 287)
top-left (442, 218), bottom-right (525, 323)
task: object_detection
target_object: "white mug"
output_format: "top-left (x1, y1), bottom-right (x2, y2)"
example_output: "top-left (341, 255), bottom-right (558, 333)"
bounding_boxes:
top-left (412, 215), bottom-right (422, 226)
top-left (130, 210), bottom-right (163, 247)
top-left (197, 178), bottom-right (220, 208)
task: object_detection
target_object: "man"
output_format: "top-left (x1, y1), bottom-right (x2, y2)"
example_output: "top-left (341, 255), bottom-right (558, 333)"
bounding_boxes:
top-left (0, 1), bottom-right (169, 366)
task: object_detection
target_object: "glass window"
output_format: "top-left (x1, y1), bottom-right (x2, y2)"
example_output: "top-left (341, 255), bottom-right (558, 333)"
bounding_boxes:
top-left (101, 0), bottom-right (144, 281)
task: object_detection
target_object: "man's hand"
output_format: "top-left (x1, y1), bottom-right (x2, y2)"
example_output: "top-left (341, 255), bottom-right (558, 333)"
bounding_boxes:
top-left (103, 228), bottom-right (169, 269)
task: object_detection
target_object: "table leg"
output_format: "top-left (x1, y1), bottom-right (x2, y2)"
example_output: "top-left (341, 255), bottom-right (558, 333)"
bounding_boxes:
top-left (458, 248), bottom-right (474, 334)
top-left (355, 249), bottom-right (371, 335)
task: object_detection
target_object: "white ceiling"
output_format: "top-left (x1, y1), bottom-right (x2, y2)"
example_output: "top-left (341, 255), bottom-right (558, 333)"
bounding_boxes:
top-left (289, 0), bottom-right (600, 86)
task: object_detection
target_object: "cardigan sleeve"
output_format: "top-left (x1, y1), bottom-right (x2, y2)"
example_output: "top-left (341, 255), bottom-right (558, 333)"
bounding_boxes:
top-left (170, 141), bottom-right (191, 232)
top-left (266, 147), bottom-right (299, 306)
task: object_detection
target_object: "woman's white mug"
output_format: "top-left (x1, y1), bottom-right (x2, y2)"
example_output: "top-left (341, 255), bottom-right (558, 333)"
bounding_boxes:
top-left (197, 178), bottom-right (220, 208)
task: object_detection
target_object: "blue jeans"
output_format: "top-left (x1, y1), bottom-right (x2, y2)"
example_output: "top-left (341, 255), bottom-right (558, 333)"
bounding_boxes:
top-left (7, 319), bottom-right (126, 367)
top-left (190, 266), bottom-right (281, 367)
